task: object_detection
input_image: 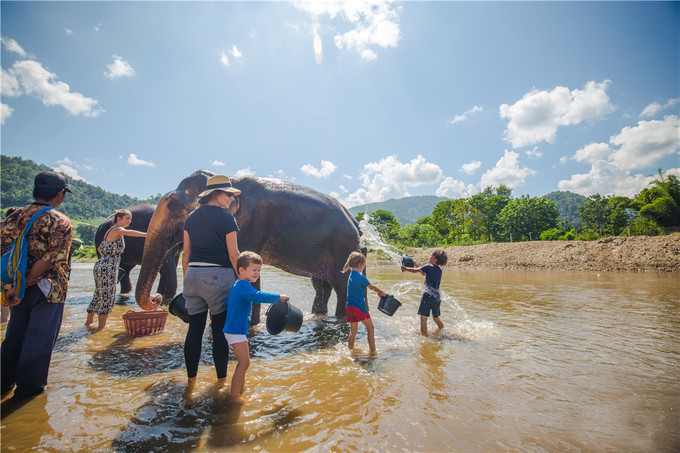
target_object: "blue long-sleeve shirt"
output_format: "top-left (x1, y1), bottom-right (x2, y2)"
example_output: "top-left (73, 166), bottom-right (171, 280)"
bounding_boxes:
top-left (223, 279), bottom-right (280, 335)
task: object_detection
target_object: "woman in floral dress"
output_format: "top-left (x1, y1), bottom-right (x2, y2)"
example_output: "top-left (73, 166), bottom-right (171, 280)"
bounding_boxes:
top-left (85, 209), bottom-right (147, 330)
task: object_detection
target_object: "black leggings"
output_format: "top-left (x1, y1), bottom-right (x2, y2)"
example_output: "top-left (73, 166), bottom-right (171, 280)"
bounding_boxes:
top-left (184, 310), bottom-right (228, 379)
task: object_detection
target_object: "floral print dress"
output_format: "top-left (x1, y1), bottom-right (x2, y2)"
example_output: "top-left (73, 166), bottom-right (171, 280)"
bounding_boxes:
top-left (87, 233), bottom-right (125, 315)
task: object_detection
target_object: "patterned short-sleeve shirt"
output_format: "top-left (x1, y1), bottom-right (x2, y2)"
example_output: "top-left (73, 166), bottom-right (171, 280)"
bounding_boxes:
top-left (1, 203), bottom-right (73, 304)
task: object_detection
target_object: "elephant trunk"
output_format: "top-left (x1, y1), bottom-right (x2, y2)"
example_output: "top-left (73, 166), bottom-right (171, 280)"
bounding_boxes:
top-left (135, 191), bottom-right (194, 309)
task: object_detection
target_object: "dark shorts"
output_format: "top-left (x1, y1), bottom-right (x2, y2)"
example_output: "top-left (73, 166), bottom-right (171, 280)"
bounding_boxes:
top-left (418, 293), bottom-right (441, 318)
top-left (346, 306), bottom-right (371, 323)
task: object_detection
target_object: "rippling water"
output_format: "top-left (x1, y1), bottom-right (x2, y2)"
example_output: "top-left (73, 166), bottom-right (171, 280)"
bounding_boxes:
top-left (1, 263), bottom-right (679, 452)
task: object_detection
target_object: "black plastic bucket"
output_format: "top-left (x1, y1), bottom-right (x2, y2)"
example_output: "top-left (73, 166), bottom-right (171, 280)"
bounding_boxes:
top-left (169, 293), bottom-right (190, 323)
top-left (378, 294), bottom-right (402, 316)
top-left (266, 301), bottom-right (303, 335)
top-left (401, 256), bottom-right (414, 270)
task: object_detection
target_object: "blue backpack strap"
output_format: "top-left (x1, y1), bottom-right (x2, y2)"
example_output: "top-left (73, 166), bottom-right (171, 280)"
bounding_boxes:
top-left (2, 206), bottom-right (55, 301)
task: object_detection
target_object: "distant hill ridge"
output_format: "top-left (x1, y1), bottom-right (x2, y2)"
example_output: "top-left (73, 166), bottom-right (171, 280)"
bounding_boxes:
top-left (349, 195), bottom-right (450, 225)
top-left (350, 192), bottom-right (588, 227)
top-left (1, 155), bottom-right (161, 223)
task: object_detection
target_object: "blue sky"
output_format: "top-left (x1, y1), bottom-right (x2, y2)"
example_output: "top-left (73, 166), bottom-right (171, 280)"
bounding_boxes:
top-left (2, 1), bottom-right (679, 207)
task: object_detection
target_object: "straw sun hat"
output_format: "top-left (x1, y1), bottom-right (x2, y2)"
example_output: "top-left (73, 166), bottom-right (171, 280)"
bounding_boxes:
top-left (198, 175), bottom-right (242, 198)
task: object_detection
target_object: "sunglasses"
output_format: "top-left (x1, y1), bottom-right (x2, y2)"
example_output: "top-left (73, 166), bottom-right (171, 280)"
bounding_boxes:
top-left (224, 192), bottom-right (234, 198)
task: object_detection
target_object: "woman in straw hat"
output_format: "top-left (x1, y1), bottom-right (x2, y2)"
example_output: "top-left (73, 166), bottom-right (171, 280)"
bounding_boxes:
top-left (182, 174), bottom-right (241, 387)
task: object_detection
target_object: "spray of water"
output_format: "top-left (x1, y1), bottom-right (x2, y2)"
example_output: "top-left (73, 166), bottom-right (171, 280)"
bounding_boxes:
top-left (359, 216), bottom-right (497, 341)
top-left (358, 217), bottom-right (402, 267)
top-left (390, 281), bottom-right (497, 341)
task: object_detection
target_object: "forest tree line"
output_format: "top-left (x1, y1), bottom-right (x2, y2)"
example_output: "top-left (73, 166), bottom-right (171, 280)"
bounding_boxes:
top-left (358, 170), bottom-right (680, 248)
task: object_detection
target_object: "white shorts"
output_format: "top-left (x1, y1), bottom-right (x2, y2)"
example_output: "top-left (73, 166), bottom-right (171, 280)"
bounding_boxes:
top-left (224, 333), bottom-right (248, 345)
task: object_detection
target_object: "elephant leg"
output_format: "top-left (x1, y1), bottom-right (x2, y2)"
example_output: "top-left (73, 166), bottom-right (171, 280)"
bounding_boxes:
top-left (311, 277), bottom-right (332, 315)
top-left (119, 264), bottom-right (135, 295)
top-left (250, 277), bottom-right (261, 326)
top-left (331, 275), bottom-right (349, 318)
top-left (157, 252), bottom-right (179, 301)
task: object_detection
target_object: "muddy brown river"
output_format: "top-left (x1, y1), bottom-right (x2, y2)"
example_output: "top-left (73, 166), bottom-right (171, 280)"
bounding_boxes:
top-left (1, 263), bottom-right (678, 452)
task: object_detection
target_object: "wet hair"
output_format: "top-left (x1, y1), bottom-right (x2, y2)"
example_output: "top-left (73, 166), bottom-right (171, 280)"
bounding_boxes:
top-left (114, 209), bottom-right (132, 223)
top-left (33, 186), bottom-right (62, 201)
top-left (432, 249), bottom-right (448, 266)
top-left (343, 251), bottom-right (366, 273)
top-left (237, 251), bottom-right (263, 271)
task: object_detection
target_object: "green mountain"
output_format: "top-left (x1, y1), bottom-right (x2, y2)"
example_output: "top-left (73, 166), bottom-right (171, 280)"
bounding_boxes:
top-left (349, 195), bottom-right (450, 226)
top-left (544, 190), bottom-right (588, 228)
top-left (1, 155), bottom-right (161, 223)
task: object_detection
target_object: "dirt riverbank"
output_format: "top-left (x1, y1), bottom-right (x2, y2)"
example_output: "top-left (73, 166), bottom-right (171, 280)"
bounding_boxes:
top-left (369, 235), bottom-right (680, 272)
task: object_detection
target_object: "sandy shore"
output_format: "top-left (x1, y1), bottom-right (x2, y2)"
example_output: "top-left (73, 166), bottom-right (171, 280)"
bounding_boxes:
top-left (369, 235), bottom-right (680, 272)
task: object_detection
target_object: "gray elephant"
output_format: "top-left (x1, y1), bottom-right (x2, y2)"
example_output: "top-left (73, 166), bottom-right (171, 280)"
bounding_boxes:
top-left (95, 204), bottom-right (182, 301)
top-left (134, 171), bottom-right (361, 324)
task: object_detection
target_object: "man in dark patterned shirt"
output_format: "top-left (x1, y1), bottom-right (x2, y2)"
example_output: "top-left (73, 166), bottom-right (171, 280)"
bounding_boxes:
top-left (1, 171), bottom-right (74, 399)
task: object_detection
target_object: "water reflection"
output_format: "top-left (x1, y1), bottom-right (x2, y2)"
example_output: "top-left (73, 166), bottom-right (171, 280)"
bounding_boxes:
top-left (90, 333), bottom-right (184, 377)
top-left (1, 263), bottom-right (678, 452)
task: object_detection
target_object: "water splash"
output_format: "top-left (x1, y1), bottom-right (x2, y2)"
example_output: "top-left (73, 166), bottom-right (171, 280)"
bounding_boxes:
top-left (358, 217), bottom-right (402, 267)
top-left (388, 280), bottom-right (498, 341)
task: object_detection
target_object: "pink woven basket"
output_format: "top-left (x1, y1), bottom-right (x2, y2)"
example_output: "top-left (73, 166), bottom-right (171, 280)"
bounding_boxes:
top-left (122, 308), bottom-right (168, 336)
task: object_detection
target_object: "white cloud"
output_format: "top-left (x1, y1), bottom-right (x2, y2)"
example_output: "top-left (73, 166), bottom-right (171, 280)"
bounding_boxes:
top-left (449, 105), bottom-right (482, 124)
top-left (7, 59), bottom-right (103, 117)
top-left (300, 160), bottom-right (337, 178)
top-left (230, 45), bottom-right (242, 59)
top-left (94, 23), bottom-right (102, 32)
top-left (52, 164), bottom-right (87, 182)
top-left (573, 142), bottom-right (612, 163)
top-left (500, 80), bottom-right (615, 148)
top-left (479, 150), bottom-right (536, 189)
top-left (64, 28), bottom-right (73, 36)
top-left (210, 160), bottom-right (225, 167)
top-left (220, 45), bottom-right (244, 67)
top-left (104, 55), bottom-right (135, 79)
top-left (558, 161), bottom-right (680, 198)
top-left (127, 153), bottom-right (154, 167)
top-left (436, 177), bottom-right (476, 198)
top-left (330, 185), bottom-right (349, 199)
top-left (610, 115), bottom-right (680, 170)
top-left (559, 115), bottom-right (680, 196)
top-left (640, 98), bottom-right (679, 117)
top-left (219, 52), bottom-right (230, 67)
top-left (341, 154), bottom-right (442, 207)
top-left (461, 160), bottom-right (481, 175)
top-left (234, 167), bottom-right (255, 177)
top-left (1, 103), bottom-right (13, 125)
top-left (525, 147), bottom-right (542, 159)
top-left (1, 68), bottom-right (21, 97)
top-left (1, 36), bottom-right (27, 57)
top-left (295, 0), bottom-right (400, 61)
top-left (313, 27), bottom-right (323, 65)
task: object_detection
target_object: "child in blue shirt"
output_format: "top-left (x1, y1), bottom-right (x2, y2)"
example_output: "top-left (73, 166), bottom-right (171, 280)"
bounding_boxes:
top-left (343, 251), bottom-right (386, 352)
top-left (223, 251), bottom-right (289, 401)
top-left (401, 249), bottom-right (448, 334)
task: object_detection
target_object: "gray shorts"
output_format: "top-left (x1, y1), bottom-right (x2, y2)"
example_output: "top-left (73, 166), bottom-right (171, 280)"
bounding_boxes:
top-left (183, 266), bottom-right (236, 316)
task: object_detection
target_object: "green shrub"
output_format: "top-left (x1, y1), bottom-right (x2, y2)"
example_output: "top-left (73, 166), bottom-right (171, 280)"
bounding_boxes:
top-left (71, 245), bottom-right (98, 260)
